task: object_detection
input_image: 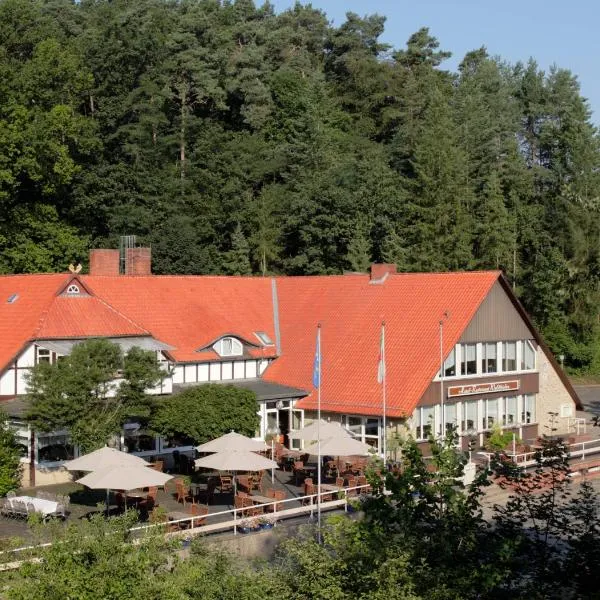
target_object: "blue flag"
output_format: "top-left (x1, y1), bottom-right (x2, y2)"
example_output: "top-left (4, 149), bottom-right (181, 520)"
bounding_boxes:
top-left (312, 327), bottom-right (321, 388)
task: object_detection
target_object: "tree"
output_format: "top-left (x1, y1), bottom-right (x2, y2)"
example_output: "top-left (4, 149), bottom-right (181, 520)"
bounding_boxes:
top-left (345, 222), bottom-right (371, 272)
top-left (223, 223), bottom-right (252, 275)
top-left (0, 411), bottom-right (22, 495)
top-left (150, 384), bottom-right (259, 444)
top-left (26, 339), bottom-right (164, 452)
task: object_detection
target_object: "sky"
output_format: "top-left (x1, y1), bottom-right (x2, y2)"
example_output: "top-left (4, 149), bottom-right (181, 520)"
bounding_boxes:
top-left (270, 0), bottom-right (600, 124)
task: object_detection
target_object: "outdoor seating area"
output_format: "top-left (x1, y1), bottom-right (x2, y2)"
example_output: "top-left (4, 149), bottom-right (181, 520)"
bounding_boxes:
top-left (0, 490), bottom-right (70, 520)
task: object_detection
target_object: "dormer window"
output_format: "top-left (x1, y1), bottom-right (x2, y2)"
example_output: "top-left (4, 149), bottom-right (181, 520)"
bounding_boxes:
top-left (213, 337), bottom-right (243, 357)
top-left (66, 284), bottom-right (80, 295)
top-left (254, 331), bottom-right (273, 346)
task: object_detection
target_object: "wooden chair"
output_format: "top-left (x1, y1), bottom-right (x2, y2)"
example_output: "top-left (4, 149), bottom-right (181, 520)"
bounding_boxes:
top-left (237, 475), bottom-right (251, 494)
top-left (346, 477), bottom-right (358, 497)
top-left (335, 477), bottom-right (345, 488)
top-left (303, 482), bottom-right (316, 505)
top-left (234, 494), bottom-right (248, 516)
top-left (243, 496), bottom-right (263, 516)
top-left (356, 475), bottom-right (371, 494)
top-left (219, 475), bottom-right (233, 493)
top-left (188, 503), bottom-right (209, 527)
top-left (293, 461), bottom-right (305, 485)
top-left (265, 488), bottom-right (286, 512)
top-left (176, 482), bottom-right (194, 506)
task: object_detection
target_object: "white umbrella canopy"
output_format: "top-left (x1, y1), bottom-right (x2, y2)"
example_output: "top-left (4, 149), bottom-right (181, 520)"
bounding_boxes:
top-left (64, 447), bottom-right (149, 471)
top-left (288, 420), bottom-right (353, 441)
top-left (76, 465), bottom-right (173, 491)
top-left (194, 450), bottom-right (277, 472)
top-left (196, 432), bottom-right (268, 453)
top-left (305, 435), bottom-right (372, 457)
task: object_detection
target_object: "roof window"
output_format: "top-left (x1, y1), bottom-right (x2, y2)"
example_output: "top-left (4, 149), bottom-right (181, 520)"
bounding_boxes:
top-left (66, 284), bottom-right (80, 295)
top-left (6, 294), bottom-right (18, 304)
top-left (254, 331), bottom-right (273, 345)
top-left (213, 337), bottom-right (243, 357)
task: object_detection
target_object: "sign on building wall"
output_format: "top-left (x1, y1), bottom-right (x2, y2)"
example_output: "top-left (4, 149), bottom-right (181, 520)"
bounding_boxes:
top-left (447, 380), bottom-right (520, 398)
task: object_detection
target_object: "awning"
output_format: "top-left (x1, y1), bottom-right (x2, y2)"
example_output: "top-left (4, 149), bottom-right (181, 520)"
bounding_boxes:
top-left (35, 336), bottom-right (174, 355)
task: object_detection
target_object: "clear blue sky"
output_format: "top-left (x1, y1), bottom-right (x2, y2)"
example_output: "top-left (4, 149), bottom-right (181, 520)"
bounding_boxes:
top-left (270, 0), bottom-right (600, 124)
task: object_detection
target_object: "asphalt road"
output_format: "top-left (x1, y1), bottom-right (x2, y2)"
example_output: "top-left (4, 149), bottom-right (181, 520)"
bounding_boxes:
top-left (574, 385), bottom-right (600, 416)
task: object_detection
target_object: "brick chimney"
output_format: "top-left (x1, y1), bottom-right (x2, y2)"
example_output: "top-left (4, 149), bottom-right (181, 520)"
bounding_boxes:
top-left (370, 263), bottom-right (397, 282)
top-left (89, 249), bottom-right (120, 276)
top-left (125, 247), bottom-right (151, 276)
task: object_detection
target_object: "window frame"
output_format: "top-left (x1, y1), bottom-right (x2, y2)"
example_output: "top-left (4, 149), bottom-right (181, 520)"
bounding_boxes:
top-left (213, 337), bottom-right (243, 357)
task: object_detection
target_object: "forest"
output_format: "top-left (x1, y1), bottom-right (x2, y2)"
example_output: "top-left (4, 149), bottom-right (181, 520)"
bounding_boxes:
top-left (1, 0), bottom-right (600, 372)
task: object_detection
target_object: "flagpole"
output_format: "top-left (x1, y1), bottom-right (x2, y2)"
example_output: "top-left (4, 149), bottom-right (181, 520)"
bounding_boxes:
top-left (382, 321), bottom-right (386, 464)
top-left (317, 323), bottom-right (322, 538)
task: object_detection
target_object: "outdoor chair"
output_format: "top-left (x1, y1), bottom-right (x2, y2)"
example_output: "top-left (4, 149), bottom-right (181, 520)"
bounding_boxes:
top-left (249, 471), bottom-right (263, 491)
top-left (219, 475), bottom-right (233, 493)
top-left (234, 494), bottom-right (248, 516)
top-left (356, 475), bottom-right (371, 494)
top-left (152, 460), bottom-right (164, 472)
top-left (346, 477), bottom-right (358, 497)
top-left (293, 461), bottom-right (305, 485)
top-left (53, 504), bottom-right (67, 520)
top-left (176, 482), bottom-right (194, 506)
top-left (242, 496), bottom-right (263, 516)
top-left (265, 488), bottom-right (286, 512)
top-left (303, 482), bottom-right (316, 505)
top-left (237, 475), bottom-right (251, 493)
top-left (188, 503), bottom-right (209, 527)
top-left (335, 477), bottom-right (345, 488)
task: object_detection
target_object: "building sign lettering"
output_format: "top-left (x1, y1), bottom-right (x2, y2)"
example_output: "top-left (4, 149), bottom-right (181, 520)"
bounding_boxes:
top-left (447, 380), bottom-right (520, 398)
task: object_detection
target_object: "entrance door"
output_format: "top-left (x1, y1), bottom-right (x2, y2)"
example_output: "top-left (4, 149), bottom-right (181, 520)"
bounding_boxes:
top-left (278, 409), bottom-right (290, 447)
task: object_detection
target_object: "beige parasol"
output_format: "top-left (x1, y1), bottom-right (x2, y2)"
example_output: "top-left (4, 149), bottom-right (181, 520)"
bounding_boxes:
top-left (196, 431), bottom-right (268, 453)
top-left (288, 420), bottom-right (353, 441)
top-left (64, 447), bottom-right (149, 471)
top-left (304, 435), bottom-right (371, 457)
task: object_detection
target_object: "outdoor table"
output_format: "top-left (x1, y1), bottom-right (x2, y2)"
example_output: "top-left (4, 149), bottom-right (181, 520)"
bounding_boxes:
top-left (248, 494), bottom-right (273, 505)
top-left (320, 484), bottom-right (343, 493)
top-left (7, 495), bottom-right (59, 517)
top-left (167, 510), bottom-right (189, 521)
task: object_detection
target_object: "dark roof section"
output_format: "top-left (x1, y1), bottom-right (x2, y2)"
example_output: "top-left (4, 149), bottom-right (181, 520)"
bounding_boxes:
top-left (498, 274), bottom-right (582, 410)
top-left (0, 396), bottom-right (31, 418)
top-left (173, 379), bottom-right (308, 402)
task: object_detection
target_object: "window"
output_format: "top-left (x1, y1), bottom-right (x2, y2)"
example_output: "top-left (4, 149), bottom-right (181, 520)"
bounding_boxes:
top-left (345, 416), bottom-right (362, 437)
top-left (502, 342), bottom-right (517, 372)
top-left (482, 342), bottom-right (497, 373)
top-left (66, 284), bottom-right (80, 294)
top-left (36, 432), bottom-right (74, 463)
top-left (483, 398), bottom-right (498, 430)
top-left (415, 406), bottom-right (435, 440)
top-left (254, 331), bottom-right (274, 345)
top-left (521, 340), bottom-right (535, 370)
top-left (36, 346), bottom-right (51, 364)
top-left (461, 343), bottom-right (477, 375)
top-left (502, 396), bottom-right (517, 426)
top-left (444, 403), bottom-right (457, 435)
top-left (161, 434), bottom-right (195, 449)
top-left (443, 348), bottom-right (456, 377)
top-left (342, 416), bottom-right (380, 450)
top-left (124, 425), bottom-right (157, 453)
top-left (521, 394), bottom-right (536, 424)
top-left (213, 337), bottom-right (243, 357)
top-left (461, 400), bottom-right (478, 432)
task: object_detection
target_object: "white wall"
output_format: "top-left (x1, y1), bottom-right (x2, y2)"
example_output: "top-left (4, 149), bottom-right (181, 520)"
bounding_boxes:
top-left (0, 369), bottom-right (15, 395)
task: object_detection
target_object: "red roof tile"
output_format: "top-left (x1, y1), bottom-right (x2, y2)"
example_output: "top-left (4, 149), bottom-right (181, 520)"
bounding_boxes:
top-left (0, 274), bottom-right (67, 368)
top-left (264, 271), bottom-right (500, 418)
top-left (82, 276), bottom-right (277, 363)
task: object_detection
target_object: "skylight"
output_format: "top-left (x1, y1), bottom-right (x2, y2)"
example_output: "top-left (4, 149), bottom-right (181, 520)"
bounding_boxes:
top-left (6, 294), bottom-right (18, 304)
top-left (254, 331), bottom-right (273, 345)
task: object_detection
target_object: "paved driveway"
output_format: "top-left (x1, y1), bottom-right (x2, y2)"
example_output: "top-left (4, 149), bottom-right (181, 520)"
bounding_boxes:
top-left (574, 385), bottom-right (600, 416)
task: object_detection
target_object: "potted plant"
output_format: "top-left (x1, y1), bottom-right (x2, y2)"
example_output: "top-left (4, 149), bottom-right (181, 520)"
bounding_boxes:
top-left (238, 518), bottom-right (252, 534)
top-left (258, 515), bottom-right (276, 530)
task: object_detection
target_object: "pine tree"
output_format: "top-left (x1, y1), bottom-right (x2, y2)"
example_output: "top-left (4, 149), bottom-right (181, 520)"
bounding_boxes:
top-left (223, 223), bottom-right (252, 276)
top-left (346, 223), bottom-right (372, 272)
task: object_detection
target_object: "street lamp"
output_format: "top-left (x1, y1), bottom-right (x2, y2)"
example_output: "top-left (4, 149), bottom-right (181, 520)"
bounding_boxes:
top-left (559, 354), bottom-right (565, 369)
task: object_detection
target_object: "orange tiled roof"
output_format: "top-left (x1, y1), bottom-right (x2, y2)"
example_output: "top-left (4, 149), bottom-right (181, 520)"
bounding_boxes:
top-left (0, 269), bottom-right (504, 418)
top-left (82, 276), bottom-right (278, 363)
top-left (263, 271), bottom-right (500, 418)
top-left (0, 274), bottom-right (68, 368)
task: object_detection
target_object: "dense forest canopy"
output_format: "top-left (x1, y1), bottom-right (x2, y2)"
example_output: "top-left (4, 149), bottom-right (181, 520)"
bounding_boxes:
top-left (1, 0), bottom-right (600, 372)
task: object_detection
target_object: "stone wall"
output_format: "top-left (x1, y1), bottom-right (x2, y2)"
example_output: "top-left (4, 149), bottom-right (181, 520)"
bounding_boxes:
top-left (537, 347), bottom-right (576, 435)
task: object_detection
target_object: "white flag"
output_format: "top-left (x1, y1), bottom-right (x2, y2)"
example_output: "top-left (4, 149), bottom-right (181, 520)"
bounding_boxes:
top-left (377, 323), bottom-right (385, 384)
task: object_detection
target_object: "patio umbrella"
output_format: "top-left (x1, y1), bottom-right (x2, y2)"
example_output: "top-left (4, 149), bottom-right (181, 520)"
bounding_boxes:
top-left (288, 420), bottom-right (353, 441)
top-left (65, 447), bottom-right (151, 513)
top-left (194, 450), bottom-right (277, 495)
top-left (76, 466), bottom-right (173, 514)
top-left (196, 431), bottom-right (268, 453)
top-left (64, 447), bottom-right (149, 471)
top-left (305, 435), bottom-right (372, 457)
